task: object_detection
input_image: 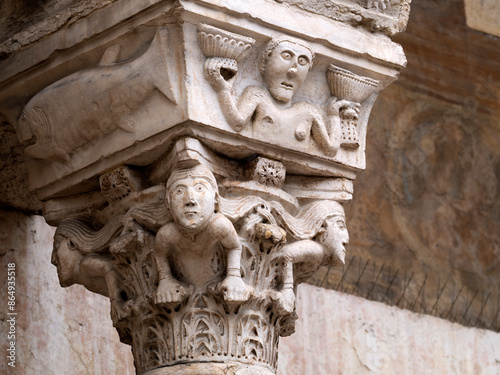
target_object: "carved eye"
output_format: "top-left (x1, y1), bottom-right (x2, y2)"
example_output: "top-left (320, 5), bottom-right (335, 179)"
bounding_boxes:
top-left (298, 56), bottom-right (309, 66)
top-left (195, 183), bottom-right (205, 192)
top-left (281, 51), bottom-right (292, 60)
top-left (336, 219), bottom-right (346, 230)
top-left (174, 187), bottom-right (184, 195)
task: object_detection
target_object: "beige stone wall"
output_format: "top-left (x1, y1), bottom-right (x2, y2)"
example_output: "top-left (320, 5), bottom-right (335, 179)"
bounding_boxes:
top-left (279, 284), bottom-right (500, 375)
top-left (2, 212), bottom-right (499, 374)
top-left (0, 211), bottom-right (134, 374)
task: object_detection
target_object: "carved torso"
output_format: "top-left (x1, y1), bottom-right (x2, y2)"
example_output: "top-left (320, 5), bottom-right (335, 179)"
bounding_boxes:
top-left (155, 214), bottom-right (235, 287)
top-left (244, 86), bottom-right (322, 145)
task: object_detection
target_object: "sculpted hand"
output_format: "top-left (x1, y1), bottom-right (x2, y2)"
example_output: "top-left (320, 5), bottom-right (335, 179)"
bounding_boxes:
top-left (327, 98), bottom-right (360, 119)
top-left (219, 276), bottom-right (249, 303)
top-left (154, 277), bottom-right (188, 305)
top-left (367, 0), bottom-right (392, 10)
top-left (277, 288), bottom-right (296, 313)
top-left (204, 58), bottom-right (235, 92)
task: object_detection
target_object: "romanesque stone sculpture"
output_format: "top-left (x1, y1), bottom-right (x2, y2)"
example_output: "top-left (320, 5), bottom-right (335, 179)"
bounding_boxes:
top-left (153, 165), bottom-right (248, 307)
top-left (17, 28), bottom-right (177, 162)
top-left (46, 160), bottom-right (351, 374)
top-left (0, 1), bottom-right (409, 373)
top-left (205, 35), bottom-right (357, 157)
top-left (51, 216), bottom-right (131, 322)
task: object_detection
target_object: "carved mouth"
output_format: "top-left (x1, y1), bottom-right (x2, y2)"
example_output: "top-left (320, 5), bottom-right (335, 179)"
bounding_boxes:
top-left (281, 82), bottom-right (293, 90)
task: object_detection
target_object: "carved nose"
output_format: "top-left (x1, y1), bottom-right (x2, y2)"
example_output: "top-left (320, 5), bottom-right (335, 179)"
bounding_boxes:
top-left (185, 189), bottom-right (197, 206)
top-left (51, 250), bottom-right (58, 265)
top-left (287, 66), bottom-right (298, 77)
top-left (343, 234), bottom-right (349, 246)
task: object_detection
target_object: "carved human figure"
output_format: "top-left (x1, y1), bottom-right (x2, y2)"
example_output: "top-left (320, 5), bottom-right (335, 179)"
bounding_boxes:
top-left (205, 35), bottom-right (353, 157)
top-left (51, 217), bottom-right (130, 322)
top-left (153, 165), bottom-right (248, 307)
top-left (276, 201), bottom-right (349, 312)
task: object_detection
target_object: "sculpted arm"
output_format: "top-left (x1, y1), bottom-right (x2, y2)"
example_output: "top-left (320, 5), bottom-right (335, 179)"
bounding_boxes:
top-left (276, 240), bottom-right (325, 313)
top-left (311, 98), bottom-right (359, 157)
top-left (217, 216), bottom-right (243, 277)
top-left (153, 226), bottom-right (175, 281)
top-left (215, 215), bottom-right (248, 303)
top-left (310, 108), bottom-right (340, 157)
top-left (153, 225), bottom-right (187, 305)
top-left (205, 59), bottom-right (260, 131)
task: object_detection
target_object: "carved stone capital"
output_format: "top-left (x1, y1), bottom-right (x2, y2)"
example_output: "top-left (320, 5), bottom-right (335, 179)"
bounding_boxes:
top-left (0, 1), bottom-right (409, 373)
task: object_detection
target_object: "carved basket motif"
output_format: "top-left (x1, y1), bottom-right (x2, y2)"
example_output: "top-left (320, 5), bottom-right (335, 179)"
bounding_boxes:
top-left (198, 23), bottom-right (255, 61)
top-left (327, 64), bottom-right (379, 103)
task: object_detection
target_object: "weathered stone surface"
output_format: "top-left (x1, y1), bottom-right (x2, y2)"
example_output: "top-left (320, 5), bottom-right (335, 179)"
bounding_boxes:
top-left (0, 0), bottom-right (118, 59)
top-left (0, 116), bottom-right (42, 213)
top-left (464, 0), bottom-right (500, 38)
top-left (0, 0), bottom-right (410, 368)
top-left (394, 0), bottom-right (500, 117)
top-left (0, 210), bottom-right (134, 374)
top-left (279, 284), bottom-right (500, 375)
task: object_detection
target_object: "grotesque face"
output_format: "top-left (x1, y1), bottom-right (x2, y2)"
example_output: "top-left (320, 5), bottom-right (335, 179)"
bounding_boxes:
top-left (168, 177), bottom-right (216, 231)
top-left (51, 237), bottom-right (81, 287)
top-left (263, 41), bottom-right (313, 103)
top-left (322, 215), bottom-right (349, 265)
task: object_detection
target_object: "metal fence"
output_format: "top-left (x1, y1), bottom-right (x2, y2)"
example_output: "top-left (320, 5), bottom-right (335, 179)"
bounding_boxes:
top-left (307, 255), bottom-right (500, 332)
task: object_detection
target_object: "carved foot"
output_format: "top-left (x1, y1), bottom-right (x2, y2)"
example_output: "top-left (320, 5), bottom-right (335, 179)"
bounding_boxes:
top-left (110, 230), bottom-right (139, 255)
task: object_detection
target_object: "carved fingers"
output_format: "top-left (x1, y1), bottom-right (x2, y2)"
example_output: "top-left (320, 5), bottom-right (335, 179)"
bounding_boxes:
top-left (204, 57), bottom-right (237, 92)
top-left (327, 97), bottom-right (360, 120)
top-left (154, 278), bottom-right (188, 306)
top-left (368, 0), bottom-right (393, 10)
top-left (219, 275), bottom-right (249, 303)
top-left (255, 223), bottom-right (287, 244)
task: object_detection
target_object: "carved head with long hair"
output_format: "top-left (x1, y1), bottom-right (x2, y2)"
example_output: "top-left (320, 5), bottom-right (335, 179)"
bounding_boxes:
top-left (52, 216), bottom-right (123, 286)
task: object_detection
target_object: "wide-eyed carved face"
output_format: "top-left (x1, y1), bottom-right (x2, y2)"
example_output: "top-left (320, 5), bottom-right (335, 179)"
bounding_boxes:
top-left (263, 41), bottom-right (313, 103)
top-left (322, 215), bottom-right (349, 265)
top-left (168, 177), bottom-right (216, 231)
top-left (51, 237), bottom-right (81, 287)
